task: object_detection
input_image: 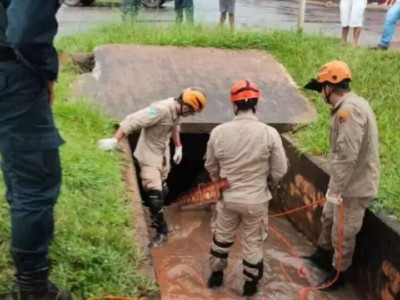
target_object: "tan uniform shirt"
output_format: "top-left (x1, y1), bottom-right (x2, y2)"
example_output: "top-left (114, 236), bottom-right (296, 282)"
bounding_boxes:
top-left (205, 112), bottom-right (288, 204)
top-left (328, 92), bottom-right (380, 197)
top-left (119, 98), bottom-right (181, 168)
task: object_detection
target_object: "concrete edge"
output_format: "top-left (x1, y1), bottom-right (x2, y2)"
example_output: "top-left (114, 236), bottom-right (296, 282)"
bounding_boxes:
top-left (278, 132), bottom-right (400, 298)
top-left (120, 140), bottom-right (157, 281)
top-left (281, 132), bottom-right (400, 245)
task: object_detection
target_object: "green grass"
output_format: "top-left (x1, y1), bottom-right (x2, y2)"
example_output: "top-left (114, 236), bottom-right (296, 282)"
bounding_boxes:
top-left (0, 22), bottom-right (398, 299)
top-left (0, 62), bottom-right (157, 298)
top-left (57, 23), bottom-right (400, 217)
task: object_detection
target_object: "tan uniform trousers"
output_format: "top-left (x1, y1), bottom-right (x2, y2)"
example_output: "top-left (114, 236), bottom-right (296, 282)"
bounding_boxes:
top-left (318, 197), bottom-right (373, 271)
top-left (139, 161), bottom-right (170, 191)
top-left (210, 201), bottom-right (269, 281)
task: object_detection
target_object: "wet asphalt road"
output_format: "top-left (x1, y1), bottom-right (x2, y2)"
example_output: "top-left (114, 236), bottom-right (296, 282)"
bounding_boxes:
top-left (57, 0), bottom-right (400, 47)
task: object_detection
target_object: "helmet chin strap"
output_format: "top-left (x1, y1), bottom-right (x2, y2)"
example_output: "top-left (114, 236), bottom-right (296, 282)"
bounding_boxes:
top-left (177, 95), bottom-right (185, 116)
top-left (234, 104), bottom-right (239, 116)
top-left (323, 85), bottom-right (334, 105)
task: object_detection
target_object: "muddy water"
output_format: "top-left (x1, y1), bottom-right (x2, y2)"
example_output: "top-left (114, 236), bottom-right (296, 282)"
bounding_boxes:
top-left (151, 205), bottom-right (366, 300)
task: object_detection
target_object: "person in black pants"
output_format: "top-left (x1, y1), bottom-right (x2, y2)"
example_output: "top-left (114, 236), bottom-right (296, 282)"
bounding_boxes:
top-left (0, 0), bottom-right (70, 299)
top-left (175, 0), bottom-right (194, 23)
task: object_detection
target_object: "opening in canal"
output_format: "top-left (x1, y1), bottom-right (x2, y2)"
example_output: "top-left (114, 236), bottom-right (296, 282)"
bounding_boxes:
top-left (128, 132), bottom-right (211, 205)
top-left (126, 131), bottom-right (367, 300)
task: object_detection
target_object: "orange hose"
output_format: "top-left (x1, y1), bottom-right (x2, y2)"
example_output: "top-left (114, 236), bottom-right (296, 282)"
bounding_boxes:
top-left (269, 200), bottom-right (325, 218)
top-left (297, 202), bottom-right (344, 300)
top-left (267, 200), bottom-right (344, 300)
top-left (89, 200), bottom-right (343, 300)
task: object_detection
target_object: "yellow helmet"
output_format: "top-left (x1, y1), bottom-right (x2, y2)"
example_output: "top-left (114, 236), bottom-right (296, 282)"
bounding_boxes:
top-left (180, 88), bottom-right (207, 113)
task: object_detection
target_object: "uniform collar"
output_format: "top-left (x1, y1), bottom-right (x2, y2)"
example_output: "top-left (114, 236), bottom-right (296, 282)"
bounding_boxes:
top-left (233, 111), bottom-right (258, 121)
top-left (168, 98), bottom-right (179, 120)
top-left (330, 92), bottom-right (352, 116)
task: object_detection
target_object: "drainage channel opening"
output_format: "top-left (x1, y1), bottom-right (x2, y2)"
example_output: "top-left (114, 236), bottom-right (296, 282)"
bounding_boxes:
top-left (126, 131), bottom-right (368, 300)
top-left (127, 132), bottom-right (211, 205)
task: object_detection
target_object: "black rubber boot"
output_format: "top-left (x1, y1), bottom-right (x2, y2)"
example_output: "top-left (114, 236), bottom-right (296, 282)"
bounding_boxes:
top-left (302, 247), bottom-right (333, 271)
top-left (207, 271), bottom-right (223, 289)
top-left (151, 207), bottom-right (168, 247)
top-left (243, 280), bottom-right (258, 297)
top-left (147, 189), bottom-right (169, 247)
top-left (4, 268), bottom-right (71, 300)
top-left (152, 232), bottom-right (168, 248)
top-left (162, 181), bottom-right (169, 199)
top-left (317, 268), bottom-right (346, 291)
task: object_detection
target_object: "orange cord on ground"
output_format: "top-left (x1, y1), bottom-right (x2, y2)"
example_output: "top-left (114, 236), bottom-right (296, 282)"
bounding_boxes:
top-left (89, 200), bottom-right (344, 300)
top-left (267, 200), bottom-right (344, 300)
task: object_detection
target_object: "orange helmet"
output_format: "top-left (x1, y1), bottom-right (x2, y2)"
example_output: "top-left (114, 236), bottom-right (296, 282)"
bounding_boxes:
top-left (230, 79), bottom-right (261, 102)
top-left (304, 60), bottom-right (352, 92)
top-left (180, 88), bottom-right (207, 112)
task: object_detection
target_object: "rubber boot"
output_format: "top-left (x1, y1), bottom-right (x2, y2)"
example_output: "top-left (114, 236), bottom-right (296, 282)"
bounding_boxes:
top-left (302, 247), bottom-right (333, 271)
top-left (151, 209), bottom-right (168, 247)
top-left (152, 232), bottom-right (168, 247)
top-left (207, 271), bottom-right (223, 289)
top-left (147, 190), bottom-right (168, 247)
top-left (243, 280), bottom-right (258, 297)
top-left (162, 181), bottom-right (169, 199)
top-left (317, 268), bottom-right (346, 291)
top-left (4, 268), bottom-right (71, 300)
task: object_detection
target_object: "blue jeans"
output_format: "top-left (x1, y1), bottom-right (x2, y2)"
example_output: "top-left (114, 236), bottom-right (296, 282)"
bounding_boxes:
top-left (380, 0), bottom-right (400, 47)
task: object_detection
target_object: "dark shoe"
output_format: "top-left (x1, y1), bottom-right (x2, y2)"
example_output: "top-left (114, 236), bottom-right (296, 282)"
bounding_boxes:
top-left (370, 44), bottom-right (388, 50)
top-left (4, 281), bottom-right (71, 300)
top-left (317, 268), bottom-right (345, 291)
top-left (243, 280), bottom-right (258, 297)
top-left (301, 247), bottom-right (333, 271)
top-left (207, 271), bottom-right (223, 289)
top-left (152, 233), bottom-right (168, 247)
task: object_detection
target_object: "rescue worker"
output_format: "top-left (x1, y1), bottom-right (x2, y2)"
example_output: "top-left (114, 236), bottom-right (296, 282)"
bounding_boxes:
top-left (303, 61), bottom-right (380, 290)
top-left (98, 88), bottom-right (207, 247)
top-left (205, 80), bottom-right (288, 297)
top-left (0, 0), bottom-right (70, 299)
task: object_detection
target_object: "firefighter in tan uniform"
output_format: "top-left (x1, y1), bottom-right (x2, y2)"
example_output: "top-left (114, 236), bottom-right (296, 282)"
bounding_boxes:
top-left (205, 80), bottom-right (288, 297)
top-left (303, 61), bottom-right (380, 290)
top-left (98, 88), bottom-right (207, 246)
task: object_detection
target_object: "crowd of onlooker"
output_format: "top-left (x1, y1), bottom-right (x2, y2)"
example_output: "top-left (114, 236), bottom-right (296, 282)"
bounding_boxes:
top-left (121, 0), bottom-right (399, 50)
top-left (329, 0), bottom-right (399, 49)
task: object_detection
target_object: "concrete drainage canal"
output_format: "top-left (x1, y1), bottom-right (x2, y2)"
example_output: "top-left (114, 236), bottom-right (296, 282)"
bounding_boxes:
top-left (72, 45), bottom-right (400, 300)
top-left (125, 132), bottom-right (366, 300)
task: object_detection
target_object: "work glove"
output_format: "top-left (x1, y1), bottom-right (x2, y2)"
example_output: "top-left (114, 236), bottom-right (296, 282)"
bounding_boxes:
top-left (325, 189), bottom-right (343, 205)
top-left (173, 146), bottom-right (183, 164)
top-left (98, 137), bottom-right (118, 151)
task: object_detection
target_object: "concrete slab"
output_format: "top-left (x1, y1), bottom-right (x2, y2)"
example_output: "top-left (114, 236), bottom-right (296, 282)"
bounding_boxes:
top-left (73, 45), bottom-right (316, 131)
